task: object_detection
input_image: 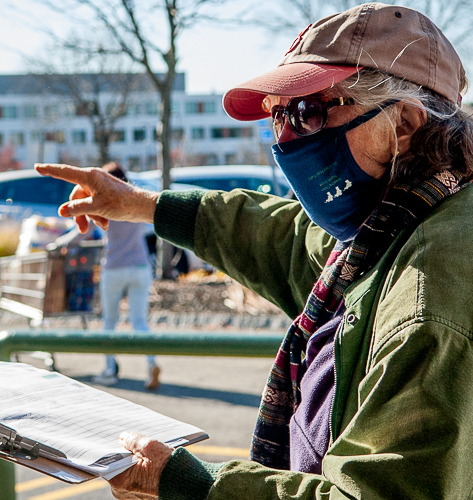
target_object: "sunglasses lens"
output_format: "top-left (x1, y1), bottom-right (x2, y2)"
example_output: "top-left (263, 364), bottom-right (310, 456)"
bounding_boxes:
top-left (288, 98), bottom-right (325, 136)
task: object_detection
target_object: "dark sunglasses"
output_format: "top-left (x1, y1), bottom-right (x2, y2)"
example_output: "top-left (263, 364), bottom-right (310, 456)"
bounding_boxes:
top-left (262, 94), bottom-right (357, 141)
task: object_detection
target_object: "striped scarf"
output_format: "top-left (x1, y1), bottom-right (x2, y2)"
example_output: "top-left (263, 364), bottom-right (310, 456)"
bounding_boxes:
top-left (250, 169), bottom-right (470, 470)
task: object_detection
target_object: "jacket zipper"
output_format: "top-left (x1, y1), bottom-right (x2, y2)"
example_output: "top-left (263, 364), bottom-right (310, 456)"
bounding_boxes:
top-left (329, 319), bottom-right (344, 447)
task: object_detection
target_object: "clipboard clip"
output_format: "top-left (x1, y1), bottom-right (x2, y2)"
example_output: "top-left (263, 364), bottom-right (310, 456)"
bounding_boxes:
top-left (0, 424), bottom-right (39, 461)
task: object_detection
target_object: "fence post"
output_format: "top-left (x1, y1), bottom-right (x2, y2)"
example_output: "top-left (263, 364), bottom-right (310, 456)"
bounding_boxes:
top-left (0, 350), bottom-right (15, 500)
top-left (0, 345), bottom-right (15, 500)
top-left (0, 460), bottom-right (16, 500)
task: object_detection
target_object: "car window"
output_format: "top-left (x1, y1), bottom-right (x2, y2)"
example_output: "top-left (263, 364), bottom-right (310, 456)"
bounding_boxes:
top-left (0, 177), bottom-right (73, 205)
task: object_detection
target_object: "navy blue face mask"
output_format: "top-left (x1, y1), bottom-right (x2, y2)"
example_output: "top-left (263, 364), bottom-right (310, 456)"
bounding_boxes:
top-left (272, 106), bottom-right (391, 241)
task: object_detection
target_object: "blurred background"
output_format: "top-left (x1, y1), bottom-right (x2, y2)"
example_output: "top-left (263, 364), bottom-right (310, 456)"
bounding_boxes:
top-left (0, 0), bottom-right (470, 265)
top-left (0, 1), bottom-right (471, 498)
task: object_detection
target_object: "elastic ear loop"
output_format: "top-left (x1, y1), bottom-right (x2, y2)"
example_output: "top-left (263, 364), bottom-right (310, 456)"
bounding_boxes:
top-left (342, 99), bottom-right (400, 132)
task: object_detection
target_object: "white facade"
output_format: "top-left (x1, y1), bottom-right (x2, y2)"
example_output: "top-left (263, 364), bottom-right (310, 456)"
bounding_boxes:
top-left (0, 73), bottom-right (269, 172)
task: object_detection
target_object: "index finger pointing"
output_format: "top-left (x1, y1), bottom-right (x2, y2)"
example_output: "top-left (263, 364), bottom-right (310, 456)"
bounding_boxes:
top-left (35, 163), bottom-right (94, 186)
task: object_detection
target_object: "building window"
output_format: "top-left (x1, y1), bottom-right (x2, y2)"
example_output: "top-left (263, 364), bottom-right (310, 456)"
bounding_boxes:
top-left (191, 127), bottom-right (205, 140)
top-left (10, 132), bottom-right (24, 146)
top-left (44, 104), bottom-right (60, 120)
top-left (72, 130), bottom-right (87, 144)
top-left (63, 102), bottom-right (76, 117)
top-left (171, 128), bottom-right (185, 141)
top-left (211, 128), bottom-right (225, 139)
top-left (133, 128), bottom-right (146, 142)
top-left (106, 102), bottom-right (125, 117)
top-left (225, 153), bottom-right (238, 165)
top-left (185, 101), bottom-right (217, 114)
top-left (23, 105), bottom-right (38, 119)
top-left (0, 106), bottom-right (18, 119)
top-left (211, 127), bottom-right (254, 139)
top-left (126, 103), bottom-right (141, 116)
top-left (146, 155), bottom-right (157, 170)
top-left (206, 101), bottom-right (217, 114)
top-left (31, 131), bottom-right (43, 143)
top-left (75, 101), bottom-right (98, 117)
top-left (145, 102), bottom-right (158, 116)
top-left (205, 153), bottom-right (219, 165)
top-left (171, 100), bottom-right (179, 114)
top-left (111, 129), bottom-right (126, 142)
top-left (45, 131), bottom-right (65, 143)
top-left (243, 151), bottom-right (258, 164)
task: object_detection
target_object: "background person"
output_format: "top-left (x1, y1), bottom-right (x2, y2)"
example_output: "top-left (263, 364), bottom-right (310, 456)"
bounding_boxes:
top-left (36, 3), bottom-right (473, 498)
top-left (93, 162), bottom-right (160, 390)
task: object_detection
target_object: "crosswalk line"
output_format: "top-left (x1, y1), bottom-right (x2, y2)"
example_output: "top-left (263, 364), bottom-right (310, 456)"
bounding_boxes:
top-left (27, 480), bottom-right (108, 500)
top-left (16, 477), bottom-right (58, 492)
top-left (188, 444), bottom-right (250, 458)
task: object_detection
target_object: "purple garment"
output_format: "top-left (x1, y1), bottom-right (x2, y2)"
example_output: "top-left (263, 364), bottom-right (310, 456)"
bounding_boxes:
top-left (289, 306), bottom-right (345, 474)
top-left (103, 220), bottom-right (150, 270)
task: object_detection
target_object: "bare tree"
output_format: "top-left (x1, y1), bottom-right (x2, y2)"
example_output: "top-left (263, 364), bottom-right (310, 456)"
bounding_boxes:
top-left (36, 0), bottom-right (230, 189)
top-left (52, 73), bottom-right (134, 167)
top-left (27, 46), bottom-right (138, 166)
top-left (33, 0), bottom-right (231, 278)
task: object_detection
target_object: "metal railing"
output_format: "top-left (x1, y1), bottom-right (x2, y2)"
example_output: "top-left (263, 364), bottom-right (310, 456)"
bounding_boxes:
top-left (0, 328), bottom-right (284, 500)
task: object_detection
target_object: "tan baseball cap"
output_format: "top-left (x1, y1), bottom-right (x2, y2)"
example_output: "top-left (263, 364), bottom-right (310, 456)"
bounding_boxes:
top-left (223, 2), bottom-right (464, 121)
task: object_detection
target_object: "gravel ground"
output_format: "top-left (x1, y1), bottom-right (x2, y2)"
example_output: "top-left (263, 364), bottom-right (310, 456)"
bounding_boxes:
top-left (0, 277), bottom-right (291, 331)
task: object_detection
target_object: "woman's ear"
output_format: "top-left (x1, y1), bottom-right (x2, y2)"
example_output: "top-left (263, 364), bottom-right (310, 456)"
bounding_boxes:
top-left (394, 100), bottom-right (427, 155)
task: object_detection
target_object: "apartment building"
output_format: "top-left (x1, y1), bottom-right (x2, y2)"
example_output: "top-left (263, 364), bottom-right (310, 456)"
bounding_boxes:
top-left (0, 73), bottom-right (266, 171)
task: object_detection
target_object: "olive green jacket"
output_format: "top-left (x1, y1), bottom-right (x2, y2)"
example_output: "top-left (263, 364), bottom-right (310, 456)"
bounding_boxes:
top-left (156, 186), bottom-right (473, 500)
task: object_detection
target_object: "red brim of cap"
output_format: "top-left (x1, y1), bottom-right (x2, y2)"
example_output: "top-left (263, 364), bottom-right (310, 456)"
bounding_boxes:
top-left (223, 63), bottom-right (361, 121)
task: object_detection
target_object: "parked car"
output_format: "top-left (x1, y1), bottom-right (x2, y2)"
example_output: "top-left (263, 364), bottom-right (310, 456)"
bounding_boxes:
top-left (128, 165), bottom-right (292, 197)
top-left (0, 169), bottom-right (74, 220)
top-left (0, 169), bottom-right (203, 273)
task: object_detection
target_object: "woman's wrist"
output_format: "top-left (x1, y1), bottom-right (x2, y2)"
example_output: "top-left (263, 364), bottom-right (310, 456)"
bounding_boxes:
top-left (131, 187), bottom-right (160, 224)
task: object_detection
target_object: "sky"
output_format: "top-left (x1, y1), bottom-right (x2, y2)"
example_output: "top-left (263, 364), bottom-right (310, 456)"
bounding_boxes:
top-left (1, 1), bottom-right (471, 102)
top-left (0, 1), bottom-right (293, 96)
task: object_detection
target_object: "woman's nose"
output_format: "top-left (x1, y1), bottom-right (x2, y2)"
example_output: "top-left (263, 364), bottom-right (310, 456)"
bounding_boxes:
top-left (277, 119), bottom-right (299, 144)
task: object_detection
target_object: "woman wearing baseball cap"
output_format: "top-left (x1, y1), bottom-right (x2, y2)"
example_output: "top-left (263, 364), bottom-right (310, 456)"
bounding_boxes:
top-left (37, 3), bottom-right (473, 499)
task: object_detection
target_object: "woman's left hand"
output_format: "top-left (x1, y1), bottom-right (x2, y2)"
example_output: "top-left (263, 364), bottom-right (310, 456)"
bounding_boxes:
top-left (108, 432), bottom-right (174, 499)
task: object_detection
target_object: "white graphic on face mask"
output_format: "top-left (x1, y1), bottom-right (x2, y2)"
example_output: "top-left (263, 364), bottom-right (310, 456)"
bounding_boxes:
top-left (325, 179), bottom-right (352, 203)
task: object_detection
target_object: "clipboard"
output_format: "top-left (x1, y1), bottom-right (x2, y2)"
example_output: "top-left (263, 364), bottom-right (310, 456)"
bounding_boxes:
top-left (0, 450), bottom-right (96, 484)
top-left (0, 362), bottom-right (209, 484)
top-left (0, 423), bottom-right (96, 483)
top-left (0, 423), bottom-right (208, 484)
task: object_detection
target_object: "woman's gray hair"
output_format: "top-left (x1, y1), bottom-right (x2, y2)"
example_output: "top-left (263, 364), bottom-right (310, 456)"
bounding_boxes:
top-left (334, 69), bottom-right (473, 183)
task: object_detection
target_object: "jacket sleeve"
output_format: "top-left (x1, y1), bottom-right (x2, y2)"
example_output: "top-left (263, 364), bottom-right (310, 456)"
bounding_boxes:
top-left (154, 189), bottom-right (335, 318)
top-left (158, 447), bottom-right (324, 500)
